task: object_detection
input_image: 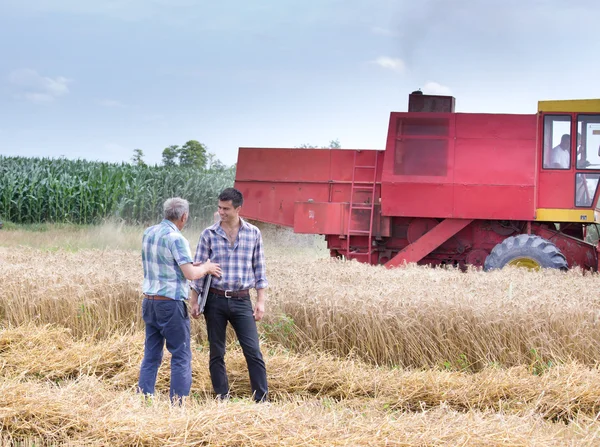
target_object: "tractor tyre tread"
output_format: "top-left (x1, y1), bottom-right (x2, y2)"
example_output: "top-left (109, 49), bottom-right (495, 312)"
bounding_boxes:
top-left (483, 234), bottom-right (567, 271)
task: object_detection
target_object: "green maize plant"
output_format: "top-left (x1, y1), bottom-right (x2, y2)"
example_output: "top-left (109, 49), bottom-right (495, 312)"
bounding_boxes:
top-left (0, 156), bottom-right (235, 225)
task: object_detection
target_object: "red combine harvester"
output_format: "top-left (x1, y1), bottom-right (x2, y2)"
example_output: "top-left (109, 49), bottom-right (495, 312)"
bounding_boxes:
top-left (234, 91), bottom-right (600, 271)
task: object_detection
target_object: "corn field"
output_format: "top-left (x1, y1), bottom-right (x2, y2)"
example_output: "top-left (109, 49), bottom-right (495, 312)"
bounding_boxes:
top-left (0, 156), bottom-right (235, 225)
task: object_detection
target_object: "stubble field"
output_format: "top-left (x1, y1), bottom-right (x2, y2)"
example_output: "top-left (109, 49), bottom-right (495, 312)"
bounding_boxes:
top-left (0, 223), bottom-right (599, 446)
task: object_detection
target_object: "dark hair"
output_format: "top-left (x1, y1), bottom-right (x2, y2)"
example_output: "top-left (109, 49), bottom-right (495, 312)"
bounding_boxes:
top-left (218, 187), bottom-right (244, 208)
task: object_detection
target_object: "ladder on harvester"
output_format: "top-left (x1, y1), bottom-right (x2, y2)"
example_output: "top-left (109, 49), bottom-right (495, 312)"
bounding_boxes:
top-left (345, 151), bottom-right (378, 264)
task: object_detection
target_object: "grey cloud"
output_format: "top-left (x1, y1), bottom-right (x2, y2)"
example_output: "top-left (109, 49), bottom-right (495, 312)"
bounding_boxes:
top-left (8, 69), bottom-right (70, 103)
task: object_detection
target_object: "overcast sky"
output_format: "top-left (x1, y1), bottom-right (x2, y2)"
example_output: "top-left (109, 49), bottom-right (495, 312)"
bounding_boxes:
top-left (1, 0), bottom-right (598, 167)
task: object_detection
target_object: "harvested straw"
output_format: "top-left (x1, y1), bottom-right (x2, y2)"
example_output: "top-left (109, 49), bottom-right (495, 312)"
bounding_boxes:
top-left (0, 375), bottom-right (599, 446)
top-left (0, 325), bottom-right (599, 422)
top-left (1, 247), bottom-right (599, 369)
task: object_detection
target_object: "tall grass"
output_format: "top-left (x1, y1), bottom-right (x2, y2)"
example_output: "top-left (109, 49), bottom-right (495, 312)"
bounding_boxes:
top-left (0, 156), bottom-right (235, 225)
top-left (1, 244), bottom-right (599, 369)
top-left (1, 227), bottom-right (600, 445)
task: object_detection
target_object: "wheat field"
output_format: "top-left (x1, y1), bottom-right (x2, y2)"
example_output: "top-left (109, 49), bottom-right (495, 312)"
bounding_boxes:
top-left (0, 223), bottom-right (599, 446)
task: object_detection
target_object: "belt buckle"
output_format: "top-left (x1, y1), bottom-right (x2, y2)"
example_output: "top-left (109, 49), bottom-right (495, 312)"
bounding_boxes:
top-left (224, 290), bottom-right (232, 298)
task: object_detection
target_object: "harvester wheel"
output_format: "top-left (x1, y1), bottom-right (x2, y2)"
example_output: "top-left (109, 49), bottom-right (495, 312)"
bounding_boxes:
top-left (483, 234), bottom-right (567, 271)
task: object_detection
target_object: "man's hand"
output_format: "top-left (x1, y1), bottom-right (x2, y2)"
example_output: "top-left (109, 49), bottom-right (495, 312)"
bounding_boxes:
top-left (253, 300), bottom-right (265, 321)
top-left (254, 288), bottom-right (266, 321)
top-left (203, 259), bottom-right (222, 278)
top-left (191, 302), bottom-right (201, 319)
top-left (189, 289), bottom-right (202, 319)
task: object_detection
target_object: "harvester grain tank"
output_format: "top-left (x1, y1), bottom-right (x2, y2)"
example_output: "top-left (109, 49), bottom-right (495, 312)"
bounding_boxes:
top-left (234, 92), bottom-right (600, 271)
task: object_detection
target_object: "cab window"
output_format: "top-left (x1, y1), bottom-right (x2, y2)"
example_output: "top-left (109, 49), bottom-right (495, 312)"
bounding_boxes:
top-left (542, 115), bottom-right (571, 169)
top-left (575, 173), bottom-right (600, 207)
top-left (575, 115), bottom-right (600, 169)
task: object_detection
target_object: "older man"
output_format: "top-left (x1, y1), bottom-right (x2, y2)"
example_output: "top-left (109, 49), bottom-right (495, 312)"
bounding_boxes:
top-left (139, 197), bottom-right (221, 403)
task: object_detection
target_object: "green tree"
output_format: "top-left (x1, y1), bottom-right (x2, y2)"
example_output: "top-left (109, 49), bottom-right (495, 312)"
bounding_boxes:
top-left (207, 152), bottom-right (227, 171)
top-left (179, 140), bottom-right (207, 169)
top-left (296, 139), bottom-right (341, 149)
top-left (211, 159), bottom-right (227, 171)
top-left (132, 149), bottom-right (146, 166)
top-left (326, 139), bottom-right (341, 149)
top-left (162, 145), bottom-right (179, 167)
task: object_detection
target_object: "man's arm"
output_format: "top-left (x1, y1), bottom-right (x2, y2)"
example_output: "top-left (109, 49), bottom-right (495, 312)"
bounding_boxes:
top-left (190, 230), bottom-right (212, 293)
top-left (180, 261), bottom-right (220, 281)
top-left (168, 231), bottom-right (220, 281)
top-left (252, 229), bottom-right (268, 321)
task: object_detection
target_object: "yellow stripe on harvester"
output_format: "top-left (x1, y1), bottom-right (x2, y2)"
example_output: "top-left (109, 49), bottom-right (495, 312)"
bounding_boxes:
top-left (538, 99), bottom-right (600, 113)
top-left (535, 208), bottom-right (595, 222)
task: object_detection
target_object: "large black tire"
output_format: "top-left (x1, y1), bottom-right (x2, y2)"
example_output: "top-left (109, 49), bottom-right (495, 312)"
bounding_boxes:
top-left (484, 234), bottom-right (568, 271)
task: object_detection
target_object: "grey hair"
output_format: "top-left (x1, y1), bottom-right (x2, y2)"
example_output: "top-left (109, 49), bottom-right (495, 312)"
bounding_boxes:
top-left (163, 197), bottom-right (189, 221)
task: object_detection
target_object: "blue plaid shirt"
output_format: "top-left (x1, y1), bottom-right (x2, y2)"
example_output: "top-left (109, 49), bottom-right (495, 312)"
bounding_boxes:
top-left (191, 218), bottom-right (268, 294)
top-left (142, 219), bottom-right (193, 300)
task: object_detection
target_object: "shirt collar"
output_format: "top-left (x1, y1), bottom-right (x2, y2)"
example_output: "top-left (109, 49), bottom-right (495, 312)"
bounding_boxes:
top-left (209, 217), bottom-right (250, 233)
top-left (162, 219), bottom-right (180, 232)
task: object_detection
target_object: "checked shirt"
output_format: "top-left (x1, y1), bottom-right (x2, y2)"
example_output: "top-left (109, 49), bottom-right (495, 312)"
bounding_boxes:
top-left (191, 218), bottom-right (267, 294)
top-left (142, 219), bottom-right (193, 300)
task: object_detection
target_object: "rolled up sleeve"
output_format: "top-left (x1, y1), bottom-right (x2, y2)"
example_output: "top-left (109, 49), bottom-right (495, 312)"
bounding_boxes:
top-left (252, 230), bottom-right (268, 290)
top-left (191, 230), bottom-right (211, 294)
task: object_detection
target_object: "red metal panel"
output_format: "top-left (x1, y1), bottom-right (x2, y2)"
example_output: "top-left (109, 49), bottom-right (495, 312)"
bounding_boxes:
top-left (455, 113), bottom-right (536, 140)
top-left (452, 113), bottom-right (536, 219)
top-left (385, 218), bottom-right (473, 267)
top-left (293, 202), bottom-right (344, 234)
top-left (236, 148), bottom-right (332, 182)
top-left (381, 112), bottom-right (456, 217)
top-left (293, 202), bottom-right (391, 237)
top-left (534, 226), bottom-right (597, 270)
top-left (382, 112), bottom-right (455, 183)
top-left (453, 138), bottom-right (536, 186)
top-left (537, 173), bottom-right (575, 209)
top-left (330, 150), bottom-right (383, 183)
top-left (381, 183), bottom-right (454, 218)
top-left (453, 185), bottom-right (535, 220)
top-left (236, 181), bottom-right (331, 227)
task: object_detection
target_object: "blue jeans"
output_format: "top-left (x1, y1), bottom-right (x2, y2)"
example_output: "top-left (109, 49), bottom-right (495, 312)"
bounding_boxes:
top-left (138, 298), bottom-right (191, 402)
top-left (204, 293), bottom-right (268, 402)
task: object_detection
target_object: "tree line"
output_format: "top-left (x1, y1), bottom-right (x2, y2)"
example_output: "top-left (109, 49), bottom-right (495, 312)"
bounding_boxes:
top-left (131, 140), bottom-right (229, 171)
top-left (131, 138), bottom-right (342, 169)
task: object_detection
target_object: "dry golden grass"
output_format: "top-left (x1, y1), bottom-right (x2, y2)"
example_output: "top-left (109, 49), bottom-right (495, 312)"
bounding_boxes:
top-left (1, 325), bottom-right (600, 421)
top-left (3, 376), bottom-right (599, 447)
top-left (0, 325), bottom-right (599, 446)
top-left (2, 224), bottom-right (600, 445)
top-left (1, 245), bottom-right (599, 369)
top-left (0, 221), bottom-right (144, 251)
top-left (0, 220), bottom-right (326, 254)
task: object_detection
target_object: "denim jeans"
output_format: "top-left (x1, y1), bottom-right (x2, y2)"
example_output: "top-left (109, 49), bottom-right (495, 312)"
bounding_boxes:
top-left (138, 299), bottom-right (191, 402)
top-left (204, 293), bottom-right (268, 402)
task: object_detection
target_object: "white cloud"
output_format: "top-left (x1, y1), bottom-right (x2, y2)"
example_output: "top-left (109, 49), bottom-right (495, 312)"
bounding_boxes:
top-left (422, 81), bottom-right (452, 96)
top-left (372, 56), bottom-right (406, 74)
top-left (8, 68), bottom-right (70, 103)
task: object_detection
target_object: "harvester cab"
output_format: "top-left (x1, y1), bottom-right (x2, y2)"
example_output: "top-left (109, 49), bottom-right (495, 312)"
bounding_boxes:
top-left (234, 93), bottom-right (600, 271)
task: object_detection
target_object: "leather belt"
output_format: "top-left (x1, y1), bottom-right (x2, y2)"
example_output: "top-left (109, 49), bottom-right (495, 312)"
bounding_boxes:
top-left (209, 287), bottom-right (250, 298)
top-left (144, 294), bottom-right (173, 301)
